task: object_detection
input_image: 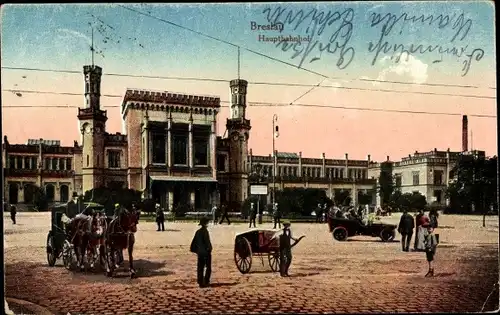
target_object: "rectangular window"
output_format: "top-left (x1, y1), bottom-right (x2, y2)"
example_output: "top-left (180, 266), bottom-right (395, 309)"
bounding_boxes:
top-left (412, 171), bottom-right (420, 186)
top-left (173, 134), bottom-right (188, 165)
top-left (16, 157), bottom-right (22, 169)
top-left (45, 158), bottom-right (50, 169)
top-left (59, 158), bottom-right (64, 170)
top-left (395, 174), bottom-right (402, 187)
top-left (24, 157), bottom-right (31, 169)
top-left (66, 158), bottom-right (72, 170)
top-left (151, 132), bottom-right (166, 164)
top-left (217, 154), bottom-right (226, 171)
top-left (108, 151), bottom-right (121, 168)
top-left (433, 170), bottom-right (444, 185)
top-left (193, 138), bottom-right (208, 166)
top-left (32, 157), bottom-right (38, 169)
top-left (9, 156), bottom-right (15, 169)
top-left (51, 158), bottom-right (57, 170)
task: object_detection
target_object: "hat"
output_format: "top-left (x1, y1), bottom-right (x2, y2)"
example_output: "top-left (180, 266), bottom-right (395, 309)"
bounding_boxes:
top-left (114, 203), bottom-right (120, 208)
top-left (199, 217), bottom-right (210, 226)
top-left (282, 220), bottom-right (291, 226)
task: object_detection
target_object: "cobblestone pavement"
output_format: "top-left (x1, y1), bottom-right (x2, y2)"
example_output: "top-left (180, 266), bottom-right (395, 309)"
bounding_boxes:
top-left (4, 213), bottom-right (499, 314)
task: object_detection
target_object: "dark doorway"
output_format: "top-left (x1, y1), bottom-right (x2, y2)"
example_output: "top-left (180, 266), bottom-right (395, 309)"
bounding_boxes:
top-left (24, 183), bottom-right (36, 204)
top-left (173, 184), bottom-right (189, 208)
top-left (9, 183), bottom-right (19, 204)
top-left (434, 190), bottom-right (442, 203)
top-left (46, 184), bottom-right (55, 202)
top-left (151, 181), bottom-right (166, 208)
top-left (60, 185), bottom-right (69, 202)
top-left (195, 188), bottom-right (202, 210)
top-left (219, 184), bottom-right (228, 205)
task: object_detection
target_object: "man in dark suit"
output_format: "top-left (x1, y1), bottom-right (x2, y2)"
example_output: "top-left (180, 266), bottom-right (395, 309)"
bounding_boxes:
top-left (398, 209), bottom-right (415, 252)
top-left (155, 204), bottom-right (165, 231)
top-left (190, 217), bottom-right (212, 288)
top-left (249, 202), bottom-right (257, 228)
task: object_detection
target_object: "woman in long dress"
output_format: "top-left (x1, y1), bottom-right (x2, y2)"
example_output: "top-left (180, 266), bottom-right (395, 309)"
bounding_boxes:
top-left (414, 211), bottom-right (430, 251)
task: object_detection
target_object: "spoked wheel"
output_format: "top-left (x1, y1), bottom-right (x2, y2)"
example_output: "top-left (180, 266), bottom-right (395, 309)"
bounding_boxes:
top-left (268, 252), bottom-right (280, 272)
top-left (234, 237), bottom-right (252, 274)
top-left (332, 227), bottom-right (348, 241)
top-left (62, 240), bottom-right (76, 270)
top-left (46, 232), bottom-right (57, 267)
top-left (380, 229), bottom-right (396, 242)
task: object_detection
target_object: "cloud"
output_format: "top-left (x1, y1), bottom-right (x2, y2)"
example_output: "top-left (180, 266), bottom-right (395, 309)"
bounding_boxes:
top-left (376, 52), bottom-right (429, 84)
top-left (57, 28), bottom-right (91, 46)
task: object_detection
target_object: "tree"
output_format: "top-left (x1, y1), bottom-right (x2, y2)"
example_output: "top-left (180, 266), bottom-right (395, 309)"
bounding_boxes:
top-left (378, 163), bottom-right (394, 207)
top-left (358, 191), bottom-right (373, 205)
top-left (275, 188), bottom-right (332, 217)
top-left (334, 190), bottom-right (351, 207)
top-left (390, 191), bottom-right (426, 211)
top-left (83, 187), bottom-right (142, 216)
top-left (446, 155), bottom-right (498, 223)
top-left (32, 185), bottom-right (49, 211)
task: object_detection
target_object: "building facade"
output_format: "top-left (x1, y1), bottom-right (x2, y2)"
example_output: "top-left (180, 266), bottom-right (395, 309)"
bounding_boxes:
top-left (3, 64), bottom-right (482, 211)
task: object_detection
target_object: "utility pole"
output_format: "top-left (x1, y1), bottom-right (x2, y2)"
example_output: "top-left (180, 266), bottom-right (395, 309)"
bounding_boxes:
top-left (272, 114), bottom-right (279, 207)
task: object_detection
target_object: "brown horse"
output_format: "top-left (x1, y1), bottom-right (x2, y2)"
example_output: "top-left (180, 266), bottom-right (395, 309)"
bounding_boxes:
top-left (105, 209), bottom-right (139, 278)
top-left (68, 213), bottom-right (107, 272)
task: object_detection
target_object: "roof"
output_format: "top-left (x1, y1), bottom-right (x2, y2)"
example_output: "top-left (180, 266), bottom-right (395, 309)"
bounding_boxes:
top-left (27, 139), bottom-right (60, 146)
top-left (275, 152), bottom-right (299, 158)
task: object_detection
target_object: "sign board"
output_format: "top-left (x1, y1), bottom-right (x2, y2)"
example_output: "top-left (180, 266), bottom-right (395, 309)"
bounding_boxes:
top-left (250, 185), bottom-right (268, 195)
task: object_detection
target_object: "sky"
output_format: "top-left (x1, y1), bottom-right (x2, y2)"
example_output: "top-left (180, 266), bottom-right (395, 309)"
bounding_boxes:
top-left (1, 2), bottom-right (497, 162)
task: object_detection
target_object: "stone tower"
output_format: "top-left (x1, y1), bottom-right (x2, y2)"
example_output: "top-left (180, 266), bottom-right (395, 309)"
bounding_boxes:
top-left (226, 79), bottom-right (251, 209)
top-left (77, 65), bottom-right (107, 194)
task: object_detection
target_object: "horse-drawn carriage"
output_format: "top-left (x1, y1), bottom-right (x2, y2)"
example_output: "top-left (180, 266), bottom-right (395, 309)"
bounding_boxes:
top-left (46, 201), bottom-right (106, 270)
top-left (233, 229), bottom-right (304, 274)
top-left (327, 216), bottom-right (397, 242)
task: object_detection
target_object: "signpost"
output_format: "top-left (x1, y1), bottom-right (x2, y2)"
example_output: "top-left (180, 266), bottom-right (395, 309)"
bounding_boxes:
top-left (250, 185), bottom-right (268, 224)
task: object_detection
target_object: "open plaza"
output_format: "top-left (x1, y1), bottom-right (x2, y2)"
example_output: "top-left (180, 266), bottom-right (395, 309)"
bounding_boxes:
top-left (4, 211), bottom-right (499, 314)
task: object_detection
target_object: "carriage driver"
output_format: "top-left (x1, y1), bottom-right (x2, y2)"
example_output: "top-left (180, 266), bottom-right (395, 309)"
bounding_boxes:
top-left (279, 220), bottom-right (298, 277)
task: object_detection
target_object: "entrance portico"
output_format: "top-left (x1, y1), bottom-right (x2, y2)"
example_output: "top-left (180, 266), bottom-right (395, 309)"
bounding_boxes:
top-left (150, 175), bottom-right (218, 211)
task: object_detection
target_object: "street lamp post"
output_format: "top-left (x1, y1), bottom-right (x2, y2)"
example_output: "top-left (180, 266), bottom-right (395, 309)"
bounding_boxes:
top-left (272, 114), bottom-right (279, 207)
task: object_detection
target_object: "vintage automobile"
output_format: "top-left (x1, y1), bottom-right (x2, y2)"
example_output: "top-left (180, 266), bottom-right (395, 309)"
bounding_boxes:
top-left (327, 216), bottom-right (397, 242)
top-left (233, 229), bottom-right (304, 274)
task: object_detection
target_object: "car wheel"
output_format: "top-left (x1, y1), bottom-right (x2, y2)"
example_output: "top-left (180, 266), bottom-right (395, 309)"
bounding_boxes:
top-left (332, 227), bottom-right (348, 241)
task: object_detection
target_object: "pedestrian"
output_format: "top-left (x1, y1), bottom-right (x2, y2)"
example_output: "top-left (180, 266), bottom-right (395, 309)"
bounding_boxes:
top-left (190, 217), bottom-right (212, 288)
top-left (211, 204), bottom-right (218, 225)
top-left (273, 203), bottom-right (281, 229)
top-left (315, 203), bottom-right (322, 223)
top-left (279, 220), bottom-right (298, 277)
top-left (249, 202), bottom-right (256, 228)
top-left (414, 209), bottom-right (429, 251)
top-left (398, 209), bottom-right (415, 252)
top-left (155, 204), bottom-right (165, 231)
top-left (423, 225), bottom-right (438, 277)
top-left (219, 204), bottom-right (231, 225)
top-left (10, 205), bottom-right (17, 224)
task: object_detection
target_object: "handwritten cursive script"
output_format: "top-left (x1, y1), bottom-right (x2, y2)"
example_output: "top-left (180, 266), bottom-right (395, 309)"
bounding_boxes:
top-left (368, 11), bottom-right (483, 76)
top-left (262, 6), bottom-right (355, 70)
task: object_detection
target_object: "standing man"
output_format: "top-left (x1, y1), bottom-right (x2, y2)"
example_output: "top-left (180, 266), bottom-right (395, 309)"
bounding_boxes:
top-left (219, 204), bottom-right (231, 225)
top-left (249, 202), bottom-right (257, 228)
top-left (279, 220), bottom-right (299, 277)
top-left (315, 203), bottom-right (322, 223)
top-left (156, 204), bottom-right (165, 232)
top-left (273, 203), bottom-right (281, 229)
top-left (10, 205), bottom-right (17, 225)
top-left (190, 217), bottom-right (212, 288)
top-left (211, 204), bottom-right (218, 225)
top-left (398, 209), bottom-right (415, 252)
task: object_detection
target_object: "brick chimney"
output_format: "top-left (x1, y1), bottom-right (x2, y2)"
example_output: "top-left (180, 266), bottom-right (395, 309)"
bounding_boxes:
top-left (462, 115), bottom-right (468, 152)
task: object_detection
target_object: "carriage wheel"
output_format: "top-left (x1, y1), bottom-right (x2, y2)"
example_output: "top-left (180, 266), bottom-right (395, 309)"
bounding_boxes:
top-left (268, 252), bottom-right (280, 272)
top-left (234, 237), bottom-right (252, 274)
top-left (46, 233), bottom-right (57, 267)
top-left (332, 227), bottom-right (348, 241)
top-left (380, 229), bottom-right (395, 242)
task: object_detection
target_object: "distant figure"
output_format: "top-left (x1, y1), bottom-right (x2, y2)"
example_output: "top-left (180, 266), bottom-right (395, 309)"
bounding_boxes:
top-left (155, 204), bottom-right (165, 232)
top-left (398, 210), bottom-right (415, 252)
top-left (315, 203), bottom-right (323, 223)
top-left (273, 203), bottom-right (281, 229)
top-left (423, 225), bottom-right (438, 277)
top-left (211, 205), bottom-right (218, 225)
top-left (249, 203), bottom-right (256, 228)
top-left (10, 205), bottom-right (17, 224)
top-left (190, 217), bottom-right (212, 288)
top-left (219, 204), bottom-right (231, 225)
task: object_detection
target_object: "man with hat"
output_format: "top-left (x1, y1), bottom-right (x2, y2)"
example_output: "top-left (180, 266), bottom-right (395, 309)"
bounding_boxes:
top-left (248, 202), bottom-right (257, 228)
top-left (190, 217), bottom-right (213, 288)
top-left (155, 203), bottom-right (165, 232)
top-left (279, 220), bottom-right (298, 277)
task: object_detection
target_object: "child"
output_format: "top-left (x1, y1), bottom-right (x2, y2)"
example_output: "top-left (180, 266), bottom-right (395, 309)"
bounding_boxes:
top-left (423, 225), bottom-right (438, 277)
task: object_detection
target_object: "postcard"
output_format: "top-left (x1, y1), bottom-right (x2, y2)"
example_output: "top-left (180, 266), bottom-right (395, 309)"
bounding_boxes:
top-left (2, 2), bottom-right (498, 314)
